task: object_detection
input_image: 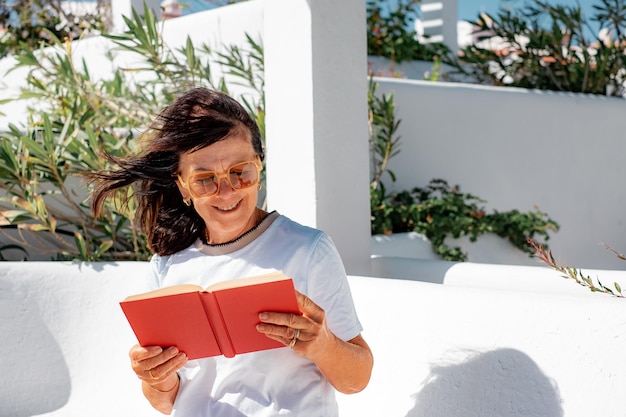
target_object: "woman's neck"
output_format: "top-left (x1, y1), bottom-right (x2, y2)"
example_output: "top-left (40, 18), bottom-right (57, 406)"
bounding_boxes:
top-left (205, 208), bottom-right (267, 245)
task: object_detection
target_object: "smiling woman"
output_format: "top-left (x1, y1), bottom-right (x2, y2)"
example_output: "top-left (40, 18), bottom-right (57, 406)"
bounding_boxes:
top-left (175, 137), bottom-right (264, 244)
top-left (88, 87), bottom-right (373, 416)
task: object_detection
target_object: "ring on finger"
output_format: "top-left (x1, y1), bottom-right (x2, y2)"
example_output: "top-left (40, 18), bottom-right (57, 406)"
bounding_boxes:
top-left (289, 329), bottom-right (300, 349)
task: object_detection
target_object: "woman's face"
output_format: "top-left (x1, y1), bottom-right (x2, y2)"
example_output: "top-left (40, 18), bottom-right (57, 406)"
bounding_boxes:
top-left (176, 132), bottom-right (261, 244)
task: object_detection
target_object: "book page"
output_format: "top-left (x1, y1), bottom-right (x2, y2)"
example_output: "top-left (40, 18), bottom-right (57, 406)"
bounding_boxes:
top-left (205, 270), bottom-right (289, 292)
top-left (123, 284), bottom-right (203, 302)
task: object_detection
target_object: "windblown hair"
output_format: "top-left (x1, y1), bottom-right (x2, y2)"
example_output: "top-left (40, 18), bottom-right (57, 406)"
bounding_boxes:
top-left (90, 88), bottom-right (264, 256)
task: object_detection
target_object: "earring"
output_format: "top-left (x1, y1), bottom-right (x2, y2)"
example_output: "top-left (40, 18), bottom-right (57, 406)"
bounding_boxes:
top-left (183, 198), bottom-right (191, 206)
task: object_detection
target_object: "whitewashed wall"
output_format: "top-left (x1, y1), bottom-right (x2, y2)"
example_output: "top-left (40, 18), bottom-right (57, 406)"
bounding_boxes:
top-left (3, 261), bottom-right (625, 417)
top-left (341, 271), bottom-right (626, 417)
top-left (375, 78), bottom-right (626, 270)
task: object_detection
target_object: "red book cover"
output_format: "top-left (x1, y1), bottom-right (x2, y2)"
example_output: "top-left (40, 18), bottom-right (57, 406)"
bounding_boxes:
top-left (120, 271), bottom-right (300, 360)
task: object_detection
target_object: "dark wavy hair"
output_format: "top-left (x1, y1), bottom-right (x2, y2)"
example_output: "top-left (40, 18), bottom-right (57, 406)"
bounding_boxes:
top-left (90, 88), bottom-right (264, 256)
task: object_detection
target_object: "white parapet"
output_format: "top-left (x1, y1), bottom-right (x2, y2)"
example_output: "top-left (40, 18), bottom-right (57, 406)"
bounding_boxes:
top-left (2, 261), bottom-right (625, 416)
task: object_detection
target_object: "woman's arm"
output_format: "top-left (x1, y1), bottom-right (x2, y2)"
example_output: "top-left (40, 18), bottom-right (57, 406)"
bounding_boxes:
top-left (130, 345), bottom-right (188, 414)
top-left (257, 291), bottom-right (374, 394)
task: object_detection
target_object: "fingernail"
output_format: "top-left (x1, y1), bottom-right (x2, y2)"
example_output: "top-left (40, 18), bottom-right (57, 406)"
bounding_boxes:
top-left (256, 324), bottom-right (266, 331)
top-left (259, 312), bottom-right (268, 320)
top-left (167, 346), bottom-right (179, 355)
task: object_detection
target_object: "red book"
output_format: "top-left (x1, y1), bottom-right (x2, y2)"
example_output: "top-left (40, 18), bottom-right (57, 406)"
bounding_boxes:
top-left (120, 271), bottom-right (300, 360)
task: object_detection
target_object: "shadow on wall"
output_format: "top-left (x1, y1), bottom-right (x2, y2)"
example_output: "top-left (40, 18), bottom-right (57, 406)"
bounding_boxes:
top-left (370, 255), bottom-right (456, 282)
top-left (0, 280), bottom-right (71, 417)
top-left (406, 348), bottom-right (563, 417)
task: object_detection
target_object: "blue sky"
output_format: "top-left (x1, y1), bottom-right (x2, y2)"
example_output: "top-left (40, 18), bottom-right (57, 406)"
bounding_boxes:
top-left (459, 0), bottom-right (597, 21)
top-left (184, 1), bottom-right (600, 22)
top-left (459, 0), bottom-right (602, 39)
top-left (184, 1), bottom-right (604, 37)
top-left (69, 0), bottom-right (602, 18)
top-left (198, 1), bottom-right (602, 26)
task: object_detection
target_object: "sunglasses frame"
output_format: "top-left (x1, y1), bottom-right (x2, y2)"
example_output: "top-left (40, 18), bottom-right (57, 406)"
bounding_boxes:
top-left (177, 158), bottom-right (262, 199)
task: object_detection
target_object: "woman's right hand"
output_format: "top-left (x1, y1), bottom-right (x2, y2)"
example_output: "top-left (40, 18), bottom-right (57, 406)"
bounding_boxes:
top-left (130, 344), bottom-right (188, 393)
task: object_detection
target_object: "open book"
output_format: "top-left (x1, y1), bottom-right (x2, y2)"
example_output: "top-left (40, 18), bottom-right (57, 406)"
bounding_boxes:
top-left (120, 271), bottom-right (300, 360)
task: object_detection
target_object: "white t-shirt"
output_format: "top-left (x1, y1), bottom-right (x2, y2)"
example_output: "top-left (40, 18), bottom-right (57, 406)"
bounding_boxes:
top-left (148, 212), bottom-right (363, 417)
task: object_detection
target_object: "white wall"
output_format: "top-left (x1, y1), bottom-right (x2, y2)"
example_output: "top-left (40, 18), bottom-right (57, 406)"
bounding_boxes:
top-left (3, 261), bottom-right (626, 417)
top-left (263, 0), bottom-right (371, 275)
top-left (341, 272), bottom-right (626, 417)
top-left (110, 0), bottom-right (162, 33)
top-left (375, 78), bottom-right (626, 270)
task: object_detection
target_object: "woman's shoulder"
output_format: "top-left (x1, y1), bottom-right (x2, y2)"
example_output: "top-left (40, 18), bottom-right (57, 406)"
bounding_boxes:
top-left (265, 214), bottom-right (342, 261)
top-left (150, 243), bottom-right (202, 274)
top-left (271, 214), bottom-right (328, 242)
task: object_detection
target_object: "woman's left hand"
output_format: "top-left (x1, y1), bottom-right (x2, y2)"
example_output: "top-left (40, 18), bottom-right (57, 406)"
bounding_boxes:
top-left (257, 291), bottom-right (373, 394)
top-left (257, 291), bottom-right (333, 360)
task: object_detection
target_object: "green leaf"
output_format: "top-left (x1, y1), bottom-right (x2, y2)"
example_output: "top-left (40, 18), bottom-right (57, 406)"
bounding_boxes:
top-left (0, 210), bottom-right (31, 223)
top-left (95, 240), bottom-right (114, 258)
top-left (20, 223), bottom-right (48, 232)
top-left (74, 232), bottom-right (89, 260)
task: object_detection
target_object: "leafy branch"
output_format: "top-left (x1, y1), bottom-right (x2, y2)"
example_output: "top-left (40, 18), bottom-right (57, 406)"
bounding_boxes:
top-left (528, 238), bottom-right (625, 297)
top-left (372, 179), bottom-right (559, 261)
top-left (368, 77), bottom-right (400, 190)
top-left (0, 5), bottom-right (264, 261)
top-left (447, 0), bottom-right (626, 96)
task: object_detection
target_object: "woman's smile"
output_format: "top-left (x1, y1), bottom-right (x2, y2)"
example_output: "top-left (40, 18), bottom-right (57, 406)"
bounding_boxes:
top-left (216, 201), bottom-right (240, 211)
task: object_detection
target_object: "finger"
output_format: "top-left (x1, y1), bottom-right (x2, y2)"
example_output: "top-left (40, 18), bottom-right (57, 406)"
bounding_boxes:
top-left (256, 322), bottom-right (301, 340)
top-left (132, 346), bottom-right (180, 377)
top-left (258, 311), bottom-right (303, 329)
top-left (145, 350), bottom-right (188, 381)
top-left (258, 329), bottom-right (290, 346)
top-left (130, 344), bottom-right (163, 362)
top-left (295, 291), bottom-right (325, 323)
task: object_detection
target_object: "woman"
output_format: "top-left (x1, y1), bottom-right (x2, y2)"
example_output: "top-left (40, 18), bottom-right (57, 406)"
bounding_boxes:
top-left (91, 87), bottom-right (373, 416)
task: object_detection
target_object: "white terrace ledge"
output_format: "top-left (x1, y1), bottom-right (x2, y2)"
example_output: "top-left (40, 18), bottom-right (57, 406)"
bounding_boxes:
top-left (2, 260), bottom-right (625, 417)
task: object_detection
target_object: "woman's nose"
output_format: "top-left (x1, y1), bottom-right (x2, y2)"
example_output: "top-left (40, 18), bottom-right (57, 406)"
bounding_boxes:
top-left (216, 176), bottom-right (234, 195)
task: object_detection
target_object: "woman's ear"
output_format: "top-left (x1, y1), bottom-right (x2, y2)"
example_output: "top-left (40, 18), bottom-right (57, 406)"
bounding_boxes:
top-left (175, 178), bottom-right (192, 205)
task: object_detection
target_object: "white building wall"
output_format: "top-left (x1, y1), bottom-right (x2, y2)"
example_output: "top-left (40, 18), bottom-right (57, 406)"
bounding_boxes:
top-left (420, 0), bottom-right (458, 53)
top-left (264, 0), bottom-right (371, 275)
top-left (375, 78), bottom-right (626, 270)
top-left (110, 0), bottom-right (162, 33)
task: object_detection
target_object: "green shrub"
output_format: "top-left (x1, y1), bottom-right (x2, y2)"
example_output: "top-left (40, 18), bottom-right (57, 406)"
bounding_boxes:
top-left (368, 77), bottom-right (559, 261)
top-left (366, 0), bottom-right (449, 63)
top-left (448, 0), bottom-right (626, 96)
top-left (0, 5), bottom-right (263, 260)
top-left (0, 0), bottom-right (106, 59)
top-left (371, 178), bottom-right (559, 261)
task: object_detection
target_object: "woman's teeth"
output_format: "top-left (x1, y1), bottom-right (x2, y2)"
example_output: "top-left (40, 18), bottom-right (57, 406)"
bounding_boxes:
top-left (218, 202), bottom-right (239, 211)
